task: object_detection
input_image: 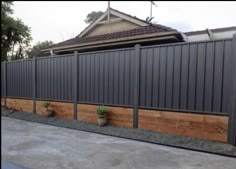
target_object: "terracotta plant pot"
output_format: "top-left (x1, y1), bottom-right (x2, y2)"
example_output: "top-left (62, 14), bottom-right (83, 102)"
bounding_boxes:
top-left (45, 110), bottom-right (53, 117)
top-left (97, 114), bottom-right (107, 126)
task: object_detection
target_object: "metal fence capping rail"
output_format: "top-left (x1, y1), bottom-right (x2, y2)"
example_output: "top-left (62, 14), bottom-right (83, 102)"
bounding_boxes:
top-left (1, 35), bottom-right (236, 146)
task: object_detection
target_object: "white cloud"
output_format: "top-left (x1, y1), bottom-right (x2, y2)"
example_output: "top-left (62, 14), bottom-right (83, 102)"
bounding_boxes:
top-left (12, 1), bottom-right (236, 45)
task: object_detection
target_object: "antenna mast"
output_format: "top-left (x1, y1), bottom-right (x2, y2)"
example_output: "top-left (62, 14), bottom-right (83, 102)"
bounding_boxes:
top-left (150, 1), bottom-right (157, 19)
top-left (150, 1), bottom-right (152, 18)
top-left (107, 1), bottom-right (110, 23)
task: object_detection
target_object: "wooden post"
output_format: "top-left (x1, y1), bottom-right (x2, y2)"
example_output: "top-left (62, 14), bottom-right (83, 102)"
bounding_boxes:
top-left (133, 44), bottom-right (141, 128)
top-left (32, 56), bottom-right (36, 114)
top-left (227, 34), bottom-right (236, 146)
top-left (4, 61), bottom-right (7, 107)
top-left (73, 51), bottom-right (78, 120)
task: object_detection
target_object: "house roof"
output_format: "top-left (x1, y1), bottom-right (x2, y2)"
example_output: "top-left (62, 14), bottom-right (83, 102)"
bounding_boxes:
top-left (50, 24), bottom-right (178, 49)
top-left (44, 7), bottom-right (182, 52)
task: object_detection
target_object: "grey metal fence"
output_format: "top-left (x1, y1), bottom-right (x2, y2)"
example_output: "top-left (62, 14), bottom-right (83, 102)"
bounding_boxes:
top-left (6, 59), bottom-right (33, 98)
top-left (77, 48), bottom-right (135, 106)
top-left (1, 37), bottom-right (236, 145)
top-left (2, 39), bottom-right (234, 113)
top-left (139, 40), bottom-right (232, 115)
top-left (1, 62), bottom-right (6, 97)
top-left (36, 54), bottom-right (74, 101)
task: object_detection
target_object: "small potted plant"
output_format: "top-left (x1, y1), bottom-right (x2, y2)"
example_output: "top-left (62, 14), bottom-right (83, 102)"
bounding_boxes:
top-left (96, 106), bottom-right (108, 127)
top-left (42, 102), bottom-right (53, 117)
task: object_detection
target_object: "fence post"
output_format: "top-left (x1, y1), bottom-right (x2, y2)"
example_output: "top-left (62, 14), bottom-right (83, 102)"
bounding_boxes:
top-left (73, 51), bottom-right (78, 120)
top-left (133, 44), bottom-right (141, 128)
top-left (4, 61), bottom-right (7, 107)
top-left (228, 34), bottom-right (236, 146)
top-left (32, 56), bottom-right (36, 114)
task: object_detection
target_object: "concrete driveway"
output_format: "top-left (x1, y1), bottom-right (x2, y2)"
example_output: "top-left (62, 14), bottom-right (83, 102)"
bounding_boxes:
top-left (2, 117), bottom-right (236, 169)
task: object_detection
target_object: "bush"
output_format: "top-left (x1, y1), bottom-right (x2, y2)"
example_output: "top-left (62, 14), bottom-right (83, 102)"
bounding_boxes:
top-left (96, 106), bottom-right (108, 116)
top-left (42, 102), bottom-right (50, 109)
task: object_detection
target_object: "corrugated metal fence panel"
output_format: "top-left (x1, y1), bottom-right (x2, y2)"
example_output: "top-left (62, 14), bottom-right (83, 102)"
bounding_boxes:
top-left (2, 39), bottom-right (233, 115)
top-left (36, 55), bottom-right (74, 101)
top-left (139, 39), bottom-right (232, 114)
top-left (6, 60), bottom-right (33, 98)
top-left (1, 62), bottom-right (5, 97)
top-left (78, 49), bottom-right (135, 106)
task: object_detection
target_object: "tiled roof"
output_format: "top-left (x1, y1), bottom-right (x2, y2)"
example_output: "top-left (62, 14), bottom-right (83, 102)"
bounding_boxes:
top-left (50, 24), bottom-right (178, 49)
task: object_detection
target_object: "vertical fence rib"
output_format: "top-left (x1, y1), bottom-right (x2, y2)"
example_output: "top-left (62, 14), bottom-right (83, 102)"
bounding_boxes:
top-left (73, 51), bottom-right (78, 120)
top-left (228, 34), bottom-right (236, 146)
top-left (133, 44), bottom-right (141, 128)
top-left (4, 61), bottom-right (7, 107)
top-left (32, 57), bottom-right (36, 114)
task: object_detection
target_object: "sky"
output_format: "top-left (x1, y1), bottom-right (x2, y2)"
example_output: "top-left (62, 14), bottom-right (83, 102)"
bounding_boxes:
top-left (12, 1), bottom-right (236, 46)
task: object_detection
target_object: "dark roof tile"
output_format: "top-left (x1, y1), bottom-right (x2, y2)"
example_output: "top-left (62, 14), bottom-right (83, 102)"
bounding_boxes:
top-left (50, 24), bottom-right (178, 49)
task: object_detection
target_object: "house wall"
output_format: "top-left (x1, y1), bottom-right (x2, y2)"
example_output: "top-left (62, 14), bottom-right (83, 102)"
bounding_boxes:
top-left (3, 98), bottom-right (228, 143)
top-left (85, 19), bottom-right (140, 37)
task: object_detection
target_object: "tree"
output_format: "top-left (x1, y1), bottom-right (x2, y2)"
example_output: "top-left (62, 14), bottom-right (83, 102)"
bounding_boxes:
top-left (1, 1), bottom-right (32, 61)
top-left (27, 40), bottom-right (54, 58)
top-left (84, 11), bottom-right (103, 24)
top-left (1, 1), bottom-right (13, 16)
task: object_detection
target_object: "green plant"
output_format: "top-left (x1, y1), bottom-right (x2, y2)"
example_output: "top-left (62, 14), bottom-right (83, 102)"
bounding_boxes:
top-left (42, 102), bottom-right (50, 110)
top-left (96, 106), bottom-right (108, 116)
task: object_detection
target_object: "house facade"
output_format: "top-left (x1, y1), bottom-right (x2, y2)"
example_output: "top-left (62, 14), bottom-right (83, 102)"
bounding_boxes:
top-left (43, 8), bottom-right (236, 56)
top-left (43, 8), bottom-right (183, 55)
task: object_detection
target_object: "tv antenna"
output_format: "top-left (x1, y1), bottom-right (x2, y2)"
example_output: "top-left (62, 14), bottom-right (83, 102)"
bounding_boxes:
top-left (107, 1), bottom-right (110, 23)
top-left (147, 1), bottom-right (157, 23)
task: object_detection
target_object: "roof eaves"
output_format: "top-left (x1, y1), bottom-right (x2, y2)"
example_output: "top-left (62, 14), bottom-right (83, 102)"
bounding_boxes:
top-left (184, 26), bottom-right (236, 35)
top-left (44, 31), bottom-right (180, 51)
top-left (44, 25), bottom-right (180, 51)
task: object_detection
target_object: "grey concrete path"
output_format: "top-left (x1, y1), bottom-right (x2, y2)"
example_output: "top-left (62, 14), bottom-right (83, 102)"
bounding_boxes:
top-left (2, 117), bottom-right (236, 169)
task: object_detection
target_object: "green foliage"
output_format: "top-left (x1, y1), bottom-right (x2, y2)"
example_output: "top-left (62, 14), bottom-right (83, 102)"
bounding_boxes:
top-left (96, 106), bottom-right (108, 116)
top-left (84, 11), bottom-right (103, 24)
top-left (1, 1), bottom-right (13, 16)
top-left (42, 102), bottom-right (50, 109)
top-left (1, 1), bottom-right (32, 61)
top-left (27, 40), bottom-right (54, 58)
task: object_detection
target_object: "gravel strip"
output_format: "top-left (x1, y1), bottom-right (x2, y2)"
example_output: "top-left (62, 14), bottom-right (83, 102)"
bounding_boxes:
top-left (2, 107), bottom-right (236, 157)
